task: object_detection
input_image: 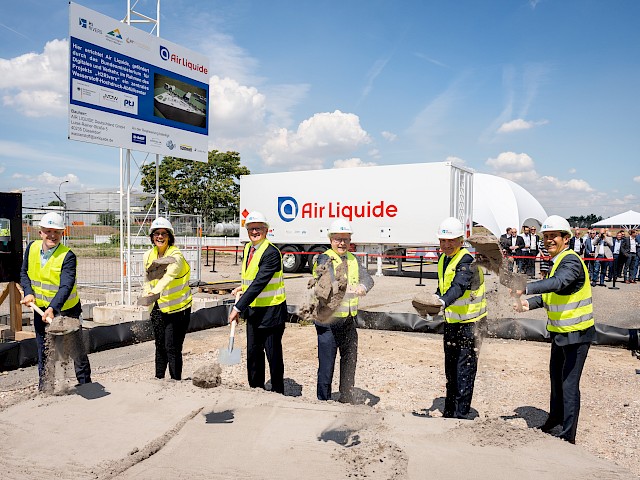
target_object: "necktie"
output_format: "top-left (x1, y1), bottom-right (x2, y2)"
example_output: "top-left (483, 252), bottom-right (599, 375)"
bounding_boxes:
top-left (247, 246), bottom-right (255, 265)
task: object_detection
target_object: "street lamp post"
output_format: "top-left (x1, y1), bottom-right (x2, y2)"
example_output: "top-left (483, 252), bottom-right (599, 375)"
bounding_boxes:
top-left (58, 180), bottom-right (69, 207)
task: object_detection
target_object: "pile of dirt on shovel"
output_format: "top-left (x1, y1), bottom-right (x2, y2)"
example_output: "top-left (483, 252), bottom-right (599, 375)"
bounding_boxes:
top-left (298, 259), bottom-right (348, 324)
top-left (466, 233), bottom-right (527, 291)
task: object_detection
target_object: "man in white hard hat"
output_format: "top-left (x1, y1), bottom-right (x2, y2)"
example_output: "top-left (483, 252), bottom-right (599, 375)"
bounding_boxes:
top-left (230, 211), bottom-right (287, 394)
top-left (513, 214), bottom-right (595, 444)
top-left (312, 219), bottom-right (374, 403)
top-left (19, 212), bottom-right (91, 392)
top-left (433, 217), bottom-right (486, 419)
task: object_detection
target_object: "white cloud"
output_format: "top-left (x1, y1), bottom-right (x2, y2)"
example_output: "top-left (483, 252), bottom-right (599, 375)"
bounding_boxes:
top-left (486, 152), bottom-right (535, 172)
top-left (568, 168), bottom-right (576, 174)
top-left (36, 172), bottom-right (80, 186)
top-left (0, 165), bottom-right (4, 174)
top-left (0, 38), bottom-right (68, 117)
top-left (482, 150), bottom-right (608, 217)
top-left (634, 176), bottom-right (640, 183)
top-left (381, 131), bottom-right (397, 142)
top-left (540, 176), bottom-right (594, 192)
top-left (260, 110), bottom-right (371, 168)
top-left (497, 118), bottom-right (548, 133)
top-left (333, 158), bottom-right (377, 169)
top-left (209, 76), bottom-right (267, 138)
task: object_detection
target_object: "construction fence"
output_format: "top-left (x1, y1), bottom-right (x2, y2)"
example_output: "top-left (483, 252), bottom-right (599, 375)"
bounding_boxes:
top-left (22, 208), bottom-right (241, 290)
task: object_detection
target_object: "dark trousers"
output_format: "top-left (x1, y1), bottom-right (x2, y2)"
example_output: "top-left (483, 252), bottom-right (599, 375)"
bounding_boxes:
top-left (315, 316), bottom-right (358, 401)
top-left (443, 321), bottom-right (479, 418)
top-left (151, 305), bottom-right (190, 380)
top-left (623, 254), bottom-right (637, 281)
top-left (246, 322), bottom-right (285, 393)
top-left (613, 253), bottom-right (622, 278)
top-left (593, 255), bottom-right (610, 284)
top-left (547, 341), bottom-right (590, 443)
top-left (34, 309), bottom-right (91, 389)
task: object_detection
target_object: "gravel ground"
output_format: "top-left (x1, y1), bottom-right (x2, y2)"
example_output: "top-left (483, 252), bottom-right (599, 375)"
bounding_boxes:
top-left (2, 253), bottom-right (639, 477)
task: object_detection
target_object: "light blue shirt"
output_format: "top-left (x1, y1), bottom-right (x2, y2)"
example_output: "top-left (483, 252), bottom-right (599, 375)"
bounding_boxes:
top-left (40, 243), bottom-right (60, 268)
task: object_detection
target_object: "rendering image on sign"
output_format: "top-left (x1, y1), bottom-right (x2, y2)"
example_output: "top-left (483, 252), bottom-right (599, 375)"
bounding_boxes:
top-left (68, 3), bottom-right (210, 161)
top-left (154, 74), bottom-right (207, 128)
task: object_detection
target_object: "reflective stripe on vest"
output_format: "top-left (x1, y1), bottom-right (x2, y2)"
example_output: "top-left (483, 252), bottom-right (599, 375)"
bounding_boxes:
top-left (314, 249), bottom-right (359, 318)
top-left (241, 241), bottom-right (286, 307)
top-left (437, 248), bottom-right (487, 324)
top-left (542, 249), bottom-right (594, 333)
top-left (27, 240), bottom-right (79, 311)
top-left (144, 246), bottom-right (192, 314)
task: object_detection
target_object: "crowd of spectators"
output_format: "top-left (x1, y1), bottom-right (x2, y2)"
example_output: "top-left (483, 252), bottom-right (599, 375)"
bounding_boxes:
top-left (499, 225), bottom-right (640, 284)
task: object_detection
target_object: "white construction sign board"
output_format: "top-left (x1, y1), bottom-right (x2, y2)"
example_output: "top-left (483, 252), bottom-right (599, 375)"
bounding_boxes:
top-left (68, 2), bottom-right (209, 161)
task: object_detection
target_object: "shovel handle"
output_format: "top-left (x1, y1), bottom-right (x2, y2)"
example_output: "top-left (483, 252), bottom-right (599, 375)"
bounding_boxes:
top-left (28, 302), bottom-right (52, 324)
top-left (228, 291), bottom-right (242, 352)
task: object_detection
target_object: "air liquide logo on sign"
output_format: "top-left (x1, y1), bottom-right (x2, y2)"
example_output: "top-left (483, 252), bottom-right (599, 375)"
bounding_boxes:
top-left (277, 197), bottom-right (398, 222)
top-left (278, 197), bottom-right (298, 223)
top-left (159, 45), bottom-right (208, 74)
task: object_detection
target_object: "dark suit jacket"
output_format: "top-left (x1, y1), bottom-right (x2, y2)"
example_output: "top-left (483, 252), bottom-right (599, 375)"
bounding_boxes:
top-left (499, 233), bottom-right (510, 252)
top-left (20, 241), bottom-right (82, 316)
top-left (525, 250), bottom-right (595, 346)
top-left (530, 234), bottom-right (540, 252)
top-left (569, 237), bottom-right (585, 255)
top-left (583, 236), bottom-right (596, 257)
top-left (435, 252), bottom-right (479, 308)
top-left (621, 237), bottom-right (631, 257)
top-left (235, 243), bottom-right (287, 328)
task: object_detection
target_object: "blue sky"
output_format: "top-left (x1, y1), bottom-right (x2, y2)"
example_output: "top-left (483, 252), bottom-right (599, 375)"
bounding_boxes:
top-left (0, 0), bottom-right (638, 218)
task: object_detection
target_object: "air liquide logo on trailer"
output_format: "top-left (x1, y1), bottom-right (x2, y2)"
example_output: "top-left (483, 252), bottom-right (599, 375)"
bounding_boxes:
top-left (278, 197), bottom-right (298, 223)
top-left (277, 196), bottom-right (398, 222)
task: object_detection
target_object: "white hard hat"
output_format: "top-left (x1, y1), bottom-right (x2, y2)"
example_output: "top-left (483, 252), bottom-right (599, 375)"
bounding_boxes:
top-left (327, 219), bottom-right (353, 237)
top-left (149, 217), bottom-right (174, 235)
top-left (245, 211), bottom-right (269, 227)
top-left (39, 212), bottom-right (65, 230)
top-left (540, 215), bottom-right (573, 237)
top-left (437, 217), bottom-right (464, 239)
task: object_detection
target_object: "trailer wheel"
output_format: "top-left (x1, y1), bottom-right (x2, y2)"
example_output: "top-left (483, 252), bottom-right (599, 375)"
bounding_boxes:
top-left (281, 246), bottom-right (302, 273)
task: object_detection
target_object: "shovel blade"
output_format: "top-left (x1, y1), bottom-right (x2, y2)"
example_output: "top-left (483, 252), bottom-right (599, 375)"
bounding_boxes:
top-left (218, 348), bottom-right (241, 365)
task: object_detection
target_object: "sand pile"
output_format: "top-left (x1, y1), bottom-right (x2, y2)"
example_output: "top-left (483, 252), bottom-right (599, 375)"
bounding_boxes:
top-left (192, 363), bottom-right (222, 388)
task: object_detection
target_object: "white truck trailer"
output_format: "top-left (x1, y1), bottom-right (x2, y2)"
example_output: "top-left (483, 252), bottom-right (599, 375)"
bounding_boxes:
top-left (238, 161), bottom-right (473, 273)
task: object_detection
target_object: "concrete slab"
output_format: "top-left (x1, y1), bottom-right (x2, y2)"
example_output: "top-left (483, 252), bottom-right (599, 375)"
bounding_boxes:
top-left (92, 304), bottom-right (150, 325)
top-left (0, 381), bottom-right (628, 480)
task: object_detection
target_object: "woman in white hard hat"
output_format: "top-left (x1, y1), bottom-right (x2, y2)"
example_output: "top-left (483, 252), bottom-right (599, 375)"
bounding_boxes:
top-left (513, 214), bottom-right (595, 444)
top-left (312, 219), bottom-right (374, 403)
top-left (19, 212), bottom-right (92, 391)
top-left (433, 217), bottom-right (486, 419)
top-left (143, 217), bottom-right (192, 380)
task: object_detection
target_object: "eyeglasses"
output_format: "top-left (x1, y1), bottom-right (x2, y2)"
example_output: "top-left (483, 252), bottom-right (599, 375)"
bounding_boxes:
top-left (331, 237), bottom-right (350, 244)
top-left (248, 227), bottom-right (266, 232)
top-left (153, 231), bottom-right (169, 238)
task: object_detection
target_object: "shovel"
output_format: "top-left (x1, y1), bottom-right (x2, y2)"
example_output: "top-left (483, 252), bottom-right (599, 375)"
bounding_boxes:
top-left (218, 292), bottom-right (242, 365)
top-left (28, 302), bottom-right (81, 336)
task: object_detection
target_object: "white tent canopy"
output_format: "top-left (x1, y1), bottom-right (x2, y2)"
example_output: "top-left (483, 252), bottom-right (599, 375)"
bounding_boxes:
top-left (591, 210), bottom-right (640, 229)
top-left (473, 173), bottom-right (548, 238)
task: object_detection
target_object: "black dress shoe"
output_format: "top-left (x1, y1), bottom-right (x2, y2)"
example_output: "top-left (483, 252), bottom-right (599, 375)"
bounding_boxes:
top-left (537, 420), bottom-right (561, 433)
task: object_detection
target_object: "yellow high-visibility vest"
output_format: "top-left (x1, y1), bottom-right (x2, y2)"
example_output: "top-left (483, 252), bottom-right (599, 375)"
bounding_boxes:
top-left (27, 240), bottom-right (79, 311)
top-left (313, 249), bottom-right (360, 318)
top-left (241, 241), bottom-right (286, 307)
top-left (438, 248), bottom-right (487, 323)
top-left (542, 249), bottom-right (594, 333)
top-left (144, 246), bottom-right (192, 314)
